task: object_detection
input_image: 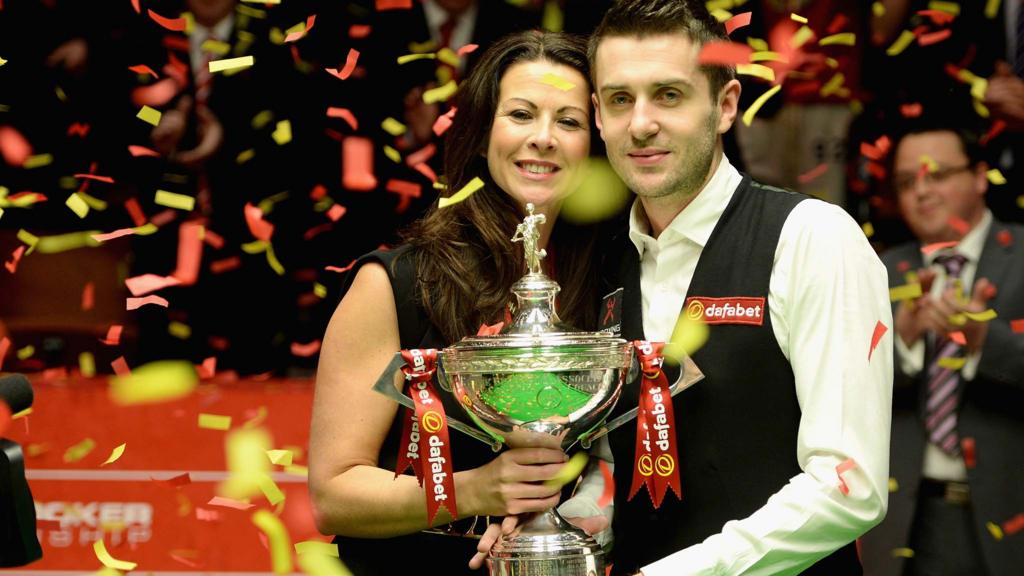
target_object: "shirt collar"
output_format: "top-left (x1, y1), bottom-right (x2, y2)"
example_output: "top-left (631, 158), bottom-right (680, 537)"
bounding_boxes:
top-left (628, 153), bottom-right (743, 257)
top-left (422, 0), bottom-right (476, 44)
top-left (924, 209), bottom-right (992, 266)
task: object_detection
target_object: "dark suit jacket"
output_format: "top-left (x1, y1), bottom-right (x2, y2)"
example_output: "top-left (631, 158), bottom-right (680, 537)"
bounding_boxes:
top-left (861, 218), bottom-right (1024, 576)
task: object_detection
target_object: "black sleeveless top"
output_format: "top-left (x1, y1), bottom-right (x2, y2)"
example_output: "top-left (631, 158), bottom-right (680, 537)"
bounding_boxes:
top-left (604, 178), bottom-right (862, 575)
top-left (332, 245), bottom-right (500, 575)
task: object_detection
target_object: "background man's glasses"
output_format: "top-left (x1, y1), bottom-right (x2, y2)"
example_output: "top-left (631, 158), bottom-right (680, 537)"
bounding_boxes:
top-left (894, 164), bottom-right (973, 194)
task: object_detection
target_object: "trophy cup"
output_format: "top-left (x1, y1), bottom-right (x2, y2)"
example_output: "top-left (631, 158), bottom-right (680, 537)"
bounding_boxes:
top-left (372, 204), bottom-right (701, 575)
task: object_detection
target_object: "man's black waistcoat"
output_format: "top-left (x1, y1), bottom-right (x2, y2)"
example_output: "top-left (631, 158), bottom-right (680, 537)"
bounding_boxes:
top-left (603, 176), bottom-right (860, 575)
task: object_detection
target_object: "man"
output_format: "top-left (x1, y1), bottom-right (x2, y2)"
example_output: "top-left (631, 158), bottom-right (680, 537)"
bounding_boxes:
top-left (568, 1), bottom-right (894, 574)
top-left (859, 121), bottom-right (1024, 575)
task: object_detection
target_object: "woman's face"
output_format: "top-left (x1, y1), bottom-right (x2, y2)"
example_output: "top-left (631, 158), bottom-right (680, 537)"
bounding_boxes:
top-left (487, 60), bottom-right (591, 216)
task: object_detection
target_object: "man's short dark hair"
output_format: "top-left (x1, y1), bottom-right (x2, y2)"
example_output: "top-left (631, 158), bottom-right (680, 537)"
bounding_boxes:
top-left (588, 0), bottom-right (736, 100)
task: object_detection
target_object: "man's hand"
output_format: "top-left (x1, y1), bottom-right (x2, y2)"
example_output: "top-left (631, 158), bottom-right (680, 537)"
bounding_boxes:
top-left (894, 268), bottom-right (936, 347)
top-left (951, 277), bottom-right (996, 353)
top-left (984, 62), bottom-right (1024, 131)
top-left (172, 105), bottom-right (224, 168)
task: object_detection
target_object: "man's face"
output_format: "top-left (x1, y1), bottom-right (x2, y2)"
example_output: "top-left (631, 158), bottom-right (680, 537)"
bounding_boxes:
top-left (592, 34), bottom-right (737, 201)
top-left (188, 0), bottom-right (236, 27)
top-left (893, 131), bottom-right (988, 244)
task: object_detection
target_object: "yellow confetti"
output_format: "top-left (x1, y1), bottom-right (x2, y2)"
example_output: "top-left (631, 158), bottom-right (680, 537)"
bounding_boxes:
top-left (736, 63), bottom-right (775, 82)
top-left (252, 109), bottom-right (274, 129)
top-left (790, 25), bottom-right (814, 49)
top-left (137, 105), bottom-right (162, 126)
top-left (423, 80), bottom-right (458, 104)
top-left (891, 547), bottom-right (915, 558)
top-left (381, 117), bottom-right (407, 136)
top-left (544, 452), bottom-right (589, 488)
top-left (17, 229), bottom-right (39, 254)
top-left (397, 52), bottom-right (436, 64)
top-left (63, 438), bottom-right (96, 463)
top-left (101, 443), bottom-right (127, 466)
top-left (155, 190), bottom-right (196, 211)
top-left (862, 222), bottom-right (875, 238)
top-left (93, 539), bottom-right (137, 571)
top-left (540, 72), bottom-right (576, 91)
top-left (297, 550), bottom-right (354, 576)
top-left (285, 464), bottom-right (309, 477)
top-left (438, 177), bottom-right (485, 208)
top-left (23, 153), bottom-right (54, 169)
top-left (109, 360), bottom-right (198, 405)
top-left (889, 283), bottom-right (923, 302)
top-left (237, 148), bottom-right (256, 163)
top-left (710, 8), bottom-right (733, 22)
top-left (747, 37), bottom-right (769, 51)
top-left (963, 309), bottom-right (997, 322)
top-left (65, 193), bottom-right (90, 218)
top-left (820, 73), bottom-right (846, 97)
top-left (199, 413), bottom-right (232, 430)
top-left (436, 47), bottom-right (460, 68)
top-left (0, 56), bottom-right (6, 66)
top-left (295, 541), bottom-right (340, 556)
top-left (220, 427), bottom-right (272, 500)
top-left (919, 154), bottom-right (939, 172)
top-left (267, 449), bottom-right (294, 466)
top-left (888, 477), bottom-right (899, 492)
top-left (313, 282), bottom-right (327, 298)
top-left (872, 2), bottom-right (886, 17)
top-left (272, 120), bottom-right (292, 145)
top-left (790, 13), bottom-right (808, 23)
top-left (36, 230), bottom-right (101, 253)
top-left (987, 521), bottom-right (1004, 540)
top-left (972, 98), bottom-right (990, 119)
top-left (742, 84), bottom-right (782, 127)
top-left (79, 352), bottom-right (96, 378)
top-left (79, 192), bottom-right (108, 211)
top-left (820, 32), bottom-right (856, 46)
top-left (542, 0), bottom-right (564, 31)
top-left (986, 168), bottom-right (1006, 185)
top-left (664, 312), bottom-right (710, 362)
top-left (209, 55), bottom-right (254, 73)
top-left (750, 51), bottom-right (784, 62)
top-left (928, 1), bottom-right (960, 16)
top-left (17, 345), bottom-right (35, 360)
top-left (383, 145), bottom-right (401, 163)
top-left (886, 30), bottom-right (916, 56)
top-left (266, 242), bottom-right (285, 276)
top-left (168, 321), bottom-right (192, 339)
top-left (0, 207), bottom-right (5, 220)
top-left (252, 509), bottom-right (294, 574)
top-left (985, 0), bottom-right (1001, 19)
top-left (258, 473), bottom-right (286, 505)
top-left (1017, 195), bottom-right (1024, 209)
top-left (937, 356), bottom-right (966, 370)
top-left (201, 38), bottom-right (231, 56)
top-left (560, 158), bottom-right (631, 224)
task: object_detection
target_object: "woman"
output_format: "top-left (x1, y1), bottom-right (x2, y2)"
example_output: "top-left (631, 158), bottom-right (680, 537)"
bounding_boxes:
top-left (309, 31), bottom-right (602, 573)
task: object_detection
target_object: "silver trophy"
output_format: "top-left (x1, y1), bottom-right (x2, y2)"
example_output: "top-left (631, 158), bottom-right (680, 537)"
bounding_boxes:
top-left (373, 204), bottom-right (702, 575)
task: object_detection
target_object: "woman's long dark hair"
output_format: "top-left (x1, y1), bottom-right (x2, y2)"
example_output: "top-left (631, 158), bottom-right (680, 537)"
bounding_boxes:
top-left (402, 30), bottom-right (600, 343)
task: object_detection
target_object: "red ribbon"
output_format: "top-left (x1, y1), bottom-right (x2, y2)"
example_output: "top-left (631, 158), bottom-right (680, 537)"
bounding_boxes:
top-left (628, 341), bottom-right (682, 508)
top-left (396, 349), bottom-right (458, 523)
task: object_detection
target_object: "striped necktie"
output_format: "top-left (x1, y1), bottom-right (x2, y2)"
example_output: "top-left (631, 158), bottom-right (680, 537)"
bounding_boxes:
top-left (924, 253), bottom-right (968, 455)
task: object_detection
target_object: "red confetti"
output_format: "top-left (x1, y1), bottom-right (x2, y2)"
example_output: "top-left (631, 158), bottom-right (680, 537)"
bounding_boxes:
top-left (195, 507), bottom-right (221, 522)
top-left (210, 256), bottom-right (241, 274)
top-left (406, 143), bottom-right (436, 167)
top-left (126, 273), bottom-right (182, 297)
top-left (0, 125), bottom-right (33, 166)
top-left (66, 122), bottom-right (90, 137)
top-left (101, 325), bottom-right (123, 346)
top-left (92, 227), bottom-right (139, 243)
top-left (244, 203), bottom-right (275, 241)
top-left (947, 216), bottom-right (970, 236)
top-left (147, 9), bottom-right (187, 31)
top-left (375, 0), bottom-right (413, 9)
top-left (386, 179), bottom-right (422, 213)
top-left (916, 9), bottom-right (957, 25)
top-left (152, 472), bottom-right (191, 488)
top-left (457, 44), bottom-right (479, 57)
top-left (918, 29), bottom-right (952, 46)
top-left (697, 41), bottom-right (753, 65)
top-left (949, 331), bottom-right (967, 346)
top-left (128, 64), bottom-right (159, 78)
top-left (325, 259), bottom-right (357, 273)
top-left (897, 260), bottom-right (911, 273)
top-left (5, 245), bottom-right (25, 274)
top-left (309, 184), bottom-right (328, 200)
top-left (111, 356), bottom-right (131, 376)
top-left (997, 229), bottom-right (1012, 247)
top-left (327, 107), bottom-right (358, 130)
top-left (207, 496), bottom-right (254, 510)
top-left (197, 356), bottom-right (217, 379)
top-left (81, 282), bottom-right (95, 311)
top-left (342, 136), bottom-right (377, 192)
top-left (0, 402), bottom-right (11, 438)
top-left (130, 0), bottom-right (140, 13)
top-left (131, 77), bottom-right (180, 107)
top-left (349, 24), bottom-right (371, 39)
top-left (0, 337), bottom-right (10, 371)
top-left (868, 321), bottom-right (888, 361)
top-left (597, 459), bottom-right (615, 509)
top-left (960, 437), bottom-right (976, 469)
top-left (476, 322), bottom-right (504, 336)
top-left (326, 48), bottom-right (360, 81)
top-left (835, 458), bottom-right (857, 495)
top-left (1010, 319), bottom-right (1024, 333)
top-left (284, 14), bottom-right (316, 43)
top-left (326, 204), bottom-right (347, 221)
top-left (202, 228), bottom-right (224, 250)
top-left (432, 106), bottom-right (457, 137)
top-left (725, 12), bottom-right (752, 35)
top-left (866, 161), bottom-right (887, 181)
top-left (290, 340), bottom-right (322, 357)
top-left (128, 144), bottom-right (160, 157)
top-left (127, 295), bottom-right (170, 310)
top-left (73, 173), bottom-right (115, 184)
top-left (980, 119), bottom-right (1006, 146)
top-left (412, 162), bottom-right (437, 182)
top-left (1003, 513), bottom-right (1024, 536)
top-left (826, 13), bottom-right (849, 35)
top-left (798, 163), bottom-right (828, 184)
top-left (900, 102), bottom-right (923, 118)
top-left (921, 240), bottom-right (959, 255)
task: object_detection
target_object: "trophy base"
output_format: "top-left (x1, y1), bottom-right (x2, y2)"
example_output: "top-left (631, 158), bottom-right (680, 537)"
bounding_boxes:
top-left (487, 510), bottom-right (604, 576)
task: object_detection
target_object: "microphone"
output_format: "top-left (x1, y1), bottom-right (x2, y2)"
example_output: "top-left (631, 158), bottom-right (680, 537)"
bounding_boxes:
top-left (1, 373), bottom-right (43, 567)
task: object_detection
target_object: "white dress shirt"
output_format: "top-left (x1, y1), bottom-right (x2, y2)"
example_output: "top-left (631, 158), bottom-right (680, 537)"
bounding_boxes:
top-left (893, 209), bottom-right (992, 482)
top-left (627, 155), bottom-right (893, 576)
top-left (189, 14), bottom-right (235, 83)
top-left (422, 0), bottom-right (477, 72)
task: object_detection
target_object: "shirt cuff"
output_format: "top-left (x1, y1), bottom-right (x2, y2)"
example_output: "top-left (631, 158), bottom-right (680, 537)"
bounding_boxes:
top-left (895, 333), bottom-right (924, 376)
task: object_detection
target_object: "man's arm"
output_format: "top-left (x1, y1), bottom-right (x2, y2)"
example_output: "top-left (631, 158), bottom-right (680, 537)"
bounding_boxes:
top-left (641, 200), bottom-right (893, 576)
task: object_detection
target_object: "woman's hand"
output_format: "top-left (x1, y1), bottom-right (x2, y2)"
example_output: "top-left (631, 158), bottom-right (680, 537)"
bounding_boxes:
top-left (462, 447), bottom-right (567, 517)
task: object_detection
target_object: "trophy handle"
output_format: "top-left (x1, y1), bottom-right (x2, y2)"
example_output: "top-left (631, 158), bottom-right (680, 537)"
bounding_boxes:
top-left (372, 352), bottom-right (503, 452)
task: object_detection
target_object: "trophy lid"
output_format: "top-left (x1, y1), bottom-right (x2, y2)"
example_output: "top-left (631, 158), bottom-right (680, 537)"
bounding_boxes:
top-left (444, 203), bottom-right (626, 369)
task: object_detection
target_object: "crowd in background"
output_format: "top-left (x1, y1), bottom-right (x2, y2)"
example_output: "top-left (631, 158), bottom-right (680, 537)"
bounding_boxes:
top-left (0, 0), bottom-right (1021, 378)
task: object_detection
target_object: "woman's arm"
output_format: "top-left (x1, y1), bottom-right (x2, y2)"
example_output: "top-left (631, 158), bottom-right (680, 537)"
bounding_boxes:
top-left (309, 262), bottom-right (567, 538)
